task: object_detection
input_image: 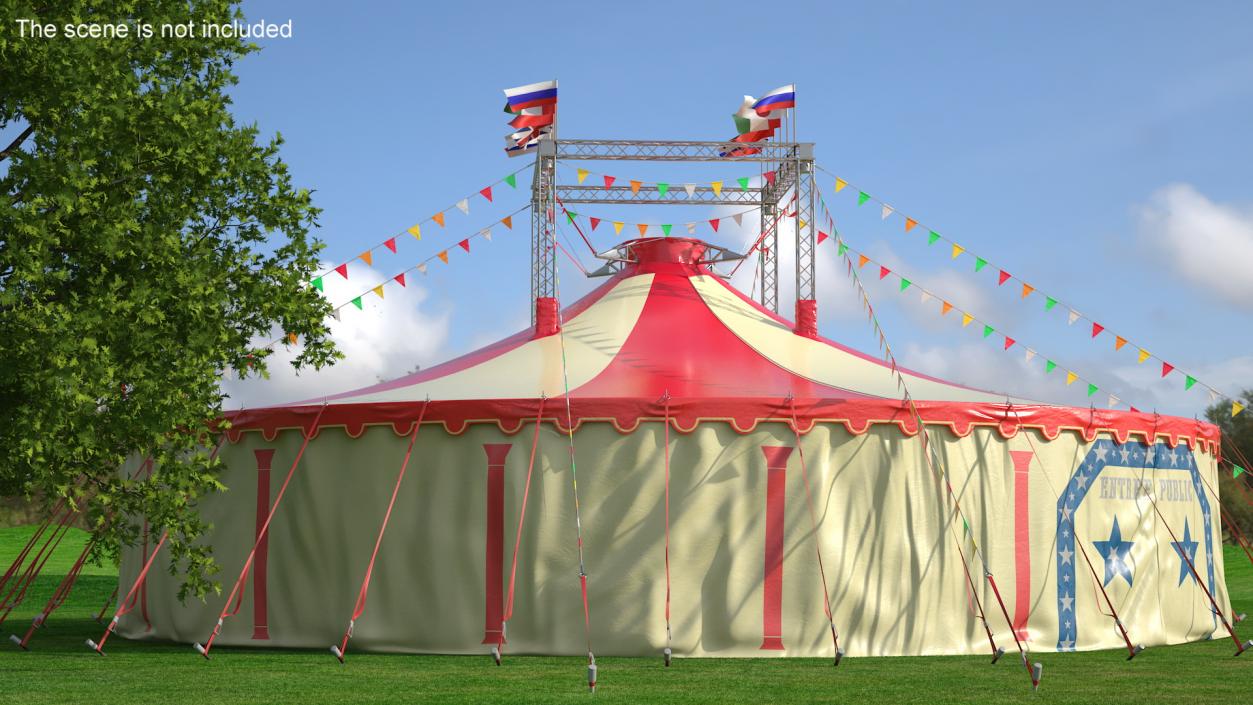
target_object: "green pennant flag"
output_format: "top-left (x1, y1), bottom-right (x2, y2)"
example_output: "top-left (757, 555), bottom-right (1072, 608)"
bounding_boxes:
top-left (661, 224), bottom-right (672, 236)
top-left (737, 177), bottom-right (750, 190)
top-left (974, 257), bottom-right (988, 272)
top-left (900, 278), bottom-right (911, 292)
top-left (505, 173), bottom-right (517, 188)
top-left (857, 191), bottom-right (871, 206)
top-left (312, 277), bottom-right (324, 292)
top-left (657, 183), bottom-right (669, 198)
top-left (1185, 375), bottom-right (1197, 390)
top-left (566, 211), bottom-right (577, 224)
top-left (962, 518), bottom-right (970, 535)
top-left (351, 297), bottom-right (363, 310)
top-left (1045, 360), bottom-right (1057, 373)
top-left (982, 324), bottom-right (994, 339)
top-left (927, 231), bottom-right (940, 245)
top-left (1235, 465), bottom-right (1246, 478)
top-left (837, 243), bottom-right (849, 256)
top-left (1087, 383), bottom-right (1099, 397)
top-left (1045, 296), bottom-right (1058, 311)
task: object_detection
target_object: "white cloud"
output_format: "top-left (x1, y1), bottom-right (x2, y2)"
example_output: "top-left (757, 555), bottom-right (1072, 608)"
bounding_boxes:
top-left (899, 341), bottom-right (1067, 405)
top-left (1135, 183), bottom-right (1253, 310)
top-left (1110, 354), bottom-right (1253, 417)
top-left (220, 262), bottom-right (450, 409)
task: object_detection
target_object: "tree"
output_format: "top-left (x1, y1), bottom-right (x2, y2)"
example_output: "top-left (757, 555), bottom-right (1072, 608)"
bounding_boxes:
top-left (1205, 389), bottom-right (1253, 545)
top-left (0, 1), bottom-right (338, 599)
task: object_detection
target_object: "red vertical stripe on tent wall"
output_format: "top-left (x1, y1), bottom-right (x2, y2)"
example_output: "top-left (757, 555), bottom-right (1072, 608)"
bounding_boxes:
top-left (760, 446), bottom-right (793, 650)
top-left (1009, 450), bottom-right (1035, 640)
top-left (252, 449), bottom-right (275, 640)
top-left (482, 443), bottom-right (513, 643)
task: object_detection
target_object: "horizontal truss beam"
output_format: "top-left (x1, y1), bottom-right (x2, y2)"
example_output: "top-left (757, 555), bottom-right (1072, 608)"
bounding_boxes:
top-left (554, 139), bottom-right (811, 162)
top-left (554, 185), bottom-right (763, 205)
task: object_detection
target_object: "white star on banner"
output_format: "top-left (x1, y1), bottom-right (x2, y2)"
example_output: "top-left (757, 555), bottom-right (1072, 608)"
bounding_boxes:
top-left (1060, 547), bottom-right (1074, 565)
top-left (1060, 594), bottom-right (1074, 612)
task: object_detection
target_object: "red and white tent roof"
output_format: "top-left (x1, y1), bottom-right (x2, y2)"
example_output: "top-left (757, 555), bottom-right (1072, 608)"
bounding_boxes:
top-left (226, 238), bottom-right (1219, 451)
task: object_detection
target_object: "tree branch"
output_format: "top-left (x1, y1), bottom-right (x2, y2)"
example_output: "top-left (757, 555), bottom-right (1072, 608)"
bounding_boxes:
top-left (0, 125), bottom-right (35, 163)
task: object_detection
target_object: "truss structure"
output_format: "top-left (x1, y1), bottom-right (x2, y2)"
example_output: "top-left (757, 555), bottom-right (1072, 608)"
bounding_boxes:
top-left (530, 139), bottom-right (816, 321)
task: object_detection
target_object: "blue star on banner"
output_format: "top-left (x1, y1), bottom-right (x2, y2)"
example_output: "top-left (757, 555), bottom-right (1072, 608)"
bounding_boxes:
top-left (1171, 519), bottom-right (1200, 586)
top-left (1093, 516), bottom-right (1135, 587)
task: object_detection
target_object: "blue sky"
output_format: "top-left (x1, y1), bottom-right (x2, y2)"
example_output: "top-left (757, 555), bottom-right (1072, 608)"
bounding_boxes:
top-left (221, 0), bottom-right (1253, 415)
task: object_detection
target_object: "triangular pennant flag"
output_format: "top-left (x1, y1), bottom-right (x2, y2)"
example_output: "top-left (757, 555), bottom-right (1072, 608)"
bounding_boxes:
top-left (904, 217), bottom-right (917, 232)
top-left (481, 228), bottom-right (492, 241)
top-left (637, 223), bottom-right (648, 236)
top-left (997, 270), bottom-right (1011, 285)
top-left (951, 244), bottom-right (964, 259)
top-left (417, 263), bottom-right (427, 275)
top-left (879, 266), bottom-right (891, 280)
top-left (1045, 296), bottom-right (1057, 311)
top-left (709, 219), bottom-right (720, 232)
top-left (732, 213), bottom-right (743, 226)
top-left (857, 191), bottom-right (871, 206)
top-left (480, 186), bottom-right (493, 202)
top-left (312, 277), bottom-right (324, 292)
top-left (335, 263), bottom-right (348, 279)
top-left (737, 177), bottom-right (750, 190)
top-left (837, 243), bottom-right (849, 256)
top-left (1137, 349), bottom-right (1150, 363)
top-left (817, 230), bottom-right (829, 244)
top-left (975, 257), bottom-right (988, 272)
top-left (432, 212), bottom-right (445, 227)
top-left (920, 291), bottom-right (932, 304)
top-left (961, 313), bottom-right (974, 327)
top-left (1185, 375), bottom-right (1196, 390)
top-left (630, 180), bottom-right (642, 194)
top-left (900, 278), bottom-right (911, 292)
top-left (858, 254), bottom-right (870, 269)
top-left (1003, 336), bottom-right (1015, 350)
top-left (834, 177), bottom-right (847, 192)
top-left (657, 183), bottom-right (670, 198)
top-left (927, 231), bottom-right (940, 245)
top-left (684, 183), bottom-right (696, 198)
top-left (686, 222), bottom-right (696, 234)
top-left (384, 238), bottom-right (397, 254)
top-left (1108, 395), bottom-right (1119, 408)
top-left (455, 199), bottom-right (469, 215)
top-left (1114, 335), bottom-right (1127, 350)
top-left (372, 285), bottom-right (385, 300)
top-left (1234, 402), bottom-right (1246, 417)
top-left (711, 181), bottom-right (723, 196)
top-left (1091, 322), bottom-right (1104, 338)
top-left (613, 221), bottom-right (624, 235)
top-left (331, 309), bottom-right (341, 321)
top-left (360, 250), bottom-right (373, 266)
top-left (1235, 464), bottom-right (1247, 477)
top-left (982, 324), bottom-right (994, 339)
top-left (1087, 383), bottom-right (1099, 397)
top-left (661, 224), bottom-right (672, 236)
top-left (576, 168), bottom-right (589, 184)
top-left (407, 224), bottom-right (421, 240)
top-left (1066, 371), bottom-right (1078, 386)
top-left (1067, 310), bottom-right (1080, 325)
top-left (941, 301), bottom-right (953, 315)
top-left (501, 215), bottom-right (513, 230)
top-left (881, 204), bottom-right (893, 220)
top-left (1045, 360), bottom-right (1057, 373)
top-left (351, 296), bottom-right (363, 310)
top-left (394, 273), bottom-right (406, 287)
top-left (457, 239), bottom-right (470, 253)
top-left (798, 219), bottom-right (807, 231)
top-left (763, 171), bottom-right (776, 185)
top-left (566, 210), bottom-right (577, 224)
top-left (505, 173), bottom-right (517, 188)
top-left (1025, 348), bottom-right (1036, 362)
top-left (589, 217), bottom-right (601, 231)
top-left (1160, 362), bottom-right (1174, 378)
top-left (603, 175), bottom-right (616, 188)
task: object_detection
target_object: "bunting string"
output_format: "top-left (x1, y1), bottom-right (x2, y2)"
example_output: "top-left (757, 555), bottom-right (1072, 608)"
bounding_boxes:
top-left (559, 163), bottom-right (774, 202)
top-left (818, 164), bottom-right (1244, 418)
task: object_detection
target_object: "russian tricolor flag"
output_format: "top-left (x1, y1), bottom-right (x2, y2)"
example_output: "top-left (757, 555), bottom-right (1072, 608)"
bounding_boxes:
top-left (752, 84), bottom-right (795, 116)
top-left (504, 80), bottom-right (558, 112)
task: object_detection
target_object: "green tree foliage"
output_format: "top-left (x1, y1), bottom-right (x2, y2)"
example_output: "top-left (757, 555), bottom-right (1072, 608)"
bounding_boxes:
top-left (0, 1), bottom-right (338, 598)
top-left (1206, 390), bottom-right (1253, 545)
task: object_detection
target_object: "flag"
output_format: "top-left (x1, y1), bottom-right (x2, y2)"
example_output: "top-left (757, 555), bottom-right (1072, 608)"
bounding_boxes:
top-left (437, 251), bottom-right (449, 263)
top-left (752, 84), bottom-right (796, 116)
top-left (501, 216), bottom-right (512, 229)
top-left (455, 199), bottom-right (469, 215)
top-left (711, 181), bottom-right (723, 196)
top-left (334, 263), bottom-right (348, 279)
top-left (312, 277), bottom-right (323, 292)
top-left (507, 105), bottom-right (556, 129)
top-left (384, 238), bottom-right (397, 253)
top-left (835, 177), bottom-right (847, 192)
top-left (372, 285), bottom-right (384, 299)
top-left (394, 273), bottom-right (406, 287)
top-left (359, 251), bottom-right (373, 266)
top-left (1235, 464), bottom-right (1246, 478)
top-left (480, 186), bottom-right (493, 202)
top-left (732, 96), bottom-right (783, 134)
top-left (408, 224), bottom-right (421, 240)
top-left (590, 217), bottom-right (601, 231)
top-left (503, 79), bottom-right (558, 111)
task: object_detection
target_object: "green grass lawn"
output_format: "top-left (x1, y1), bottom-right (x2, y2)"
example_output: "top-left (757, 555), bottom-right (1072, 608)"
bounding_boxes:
top-left (1, 526), bottom-right (1250, 704)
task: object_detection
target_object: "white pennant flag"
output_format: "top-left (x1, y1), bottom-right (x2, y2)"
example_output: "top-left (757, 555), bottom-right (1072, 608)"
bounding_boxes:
top-left (686, 222), bottom-right (696, 234)
top-left (1208, 389), bottom-right (1219, 403)
top-left (456, 199), bottom-right (469, 215)
top-left (1067, 310), bottom-right (1080, 325)
top-left (1025, 348), bottom-right (1036, 362)
top-left (684, 184), bottom-right (696, 198)
top-left (732, 213), bottom-right (744, 226)
top-left (920, 291), bottom-right (932, 305)
top-left (1107, 395), bottom-right (1120, 408)
top-left (481, 228), bottom-right (492, 241)
top-left (417, 263), bottom-right (428, 275)
top-left (881, 204), bottom-right (893, 220)
top-left (331, 309), bottom-right (341, 321)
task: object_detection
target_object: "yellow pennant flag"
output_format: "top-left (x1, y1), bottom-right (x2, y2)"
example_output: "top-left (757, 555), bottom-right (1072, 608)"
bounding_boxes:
top-left (798, 219), bottom-right (806, 231)
top-left (711, 181), bottom-right (723, 196)
top-left (501, 215), bottom-right (512, 230)
top-left (407, 224), bottom-right (421, 240)
top-left (1137, 349), bottom-right (1150, 363)
top-left (1235, 401), bottom-right (1246, 417)
top-left (834, 177), bottom-right (847, 192)
top-left (577, 168), bottom-right (589, 184)
top-left (637, 223), bottom-right (648, 236)
top-left (372, 285), bottom-right (384, 299)
top-left (951, 244), bottom-right (964, 259)
top-left (437, 250), bottom-right (448, 264)
top-left (613, 221), bottom-right (624, 235)
top-left (1066, 371), bottom-right (1078, 386)
top-left (432, 212), bottom-right (445, 227)
top-left (360, 250), bottom-right (373, 266)
top-left (961, 313), bottom-right (973, 327)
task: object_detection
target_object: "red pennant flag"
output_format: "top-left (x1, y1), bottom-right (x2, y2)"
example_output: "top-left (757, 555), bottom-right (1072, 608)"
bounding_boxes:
top-left (384, 238), bottom-right (397, 253)
top-left (997, 270), bottom-right (1011, 285)
top-left (458, 238), bottom-right (470, 252)
top-left (763, 171), bottom-right (777, 185)
top-left (589, 217), bottom-right (601, 231)
top-left (1091, 322), bottom-right (1104, 338)
top-left (1003, 336), bottom-right (1015, 351)
top-left (1130, 406), bottom-right (1141, 414)
top-left (480, 186), bottom-right (493, 202)
top-left (817, 230), bottom-right (829, 244)
top-left (394, 273), bottom-right (406, 287)
top-left (603, 175), bottom-right (616, 188)
top-left (709, 218), bottom-right (720, 232)
top-left (879, 266), bottom-right (891, 280)
top-left (334, 263), bottom-right (349, 279)
top-left (1161, 362), bottom-right (1174, 378)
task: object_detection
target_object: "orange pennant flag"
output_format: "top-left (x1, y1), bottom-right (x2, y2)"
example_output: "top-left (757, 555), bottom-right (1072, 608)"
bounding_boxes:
top-left (359, 250), bottom-right (373, 266)
top-left (1021, 283), bottom-right (1035, 298)
top-left (941, 301), bottom-right (953, 315)
top-left (432, 212), bottom-right (445, 227)
top-left (501, 215), bottom-right (513, 230)
top-left (637, 223), bottom-right (649, 236)
top-left (287, 332), bottom-right (297, 345)
top-left (857, 254), bottom-right (870, 269)
top-left (372, 285), bottom-right (384, 299)
top-left (630, 180), bottom-right (642, 194)
top-left (437, 250), bottom-right (448, 264)
top-left (904, 217), bottom-right (917, 232)
top-left (1114, 335), bottom-right (1127, 350)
